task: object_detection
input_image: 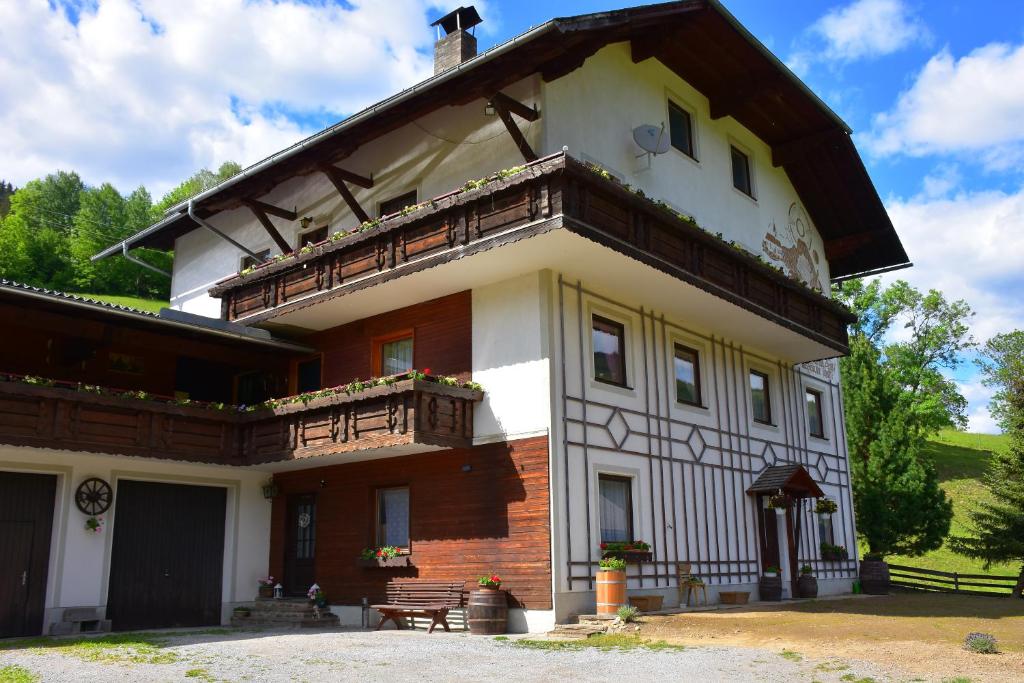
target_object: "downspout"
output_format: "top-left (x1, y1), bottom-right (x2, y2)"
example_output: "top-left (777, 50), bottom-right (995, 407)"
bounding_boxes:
top-left (122, 242), bottom-right (171, 278)
top-left (188, 199), bottom-right (266, 261)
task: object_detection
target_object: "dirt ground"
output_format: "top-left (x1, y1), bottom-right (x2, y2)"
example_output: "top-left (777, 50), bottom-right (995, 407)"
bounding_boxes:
top-left (638, 593), bottom-right (1024, 682)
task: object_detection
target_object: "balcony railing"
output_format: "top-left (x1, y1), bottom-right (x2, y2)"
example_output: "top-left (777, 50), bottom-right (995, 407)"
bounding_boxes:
top-left (210, 152), bottom-right (854, 352)
top-left (0, 378), bottom-right (480, 466)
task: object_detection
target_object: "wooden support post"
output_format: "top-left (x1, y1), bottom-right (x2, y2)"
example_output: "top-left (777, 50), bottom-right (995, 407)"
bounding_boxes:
top-left (490, 92), bottom-right (539, 163)
top-left (242, 200), bottom-right (292, 254)
top-left (319, 164), bottom-right (370, 224)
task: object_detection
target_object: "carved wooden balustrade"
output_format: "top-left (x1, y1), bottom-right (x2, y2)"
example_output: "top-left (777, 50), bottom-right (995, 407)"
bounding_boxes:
top-left (0, 379), bottom-right (480, 466)
top-left (210, 153), bottom-right (853, 352)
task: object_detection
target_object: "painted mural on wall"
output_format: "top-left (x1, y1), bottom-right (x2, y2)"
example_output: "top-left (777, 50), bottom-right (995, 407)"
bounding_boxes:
top-left (762, 203), bottom-right (824, 292)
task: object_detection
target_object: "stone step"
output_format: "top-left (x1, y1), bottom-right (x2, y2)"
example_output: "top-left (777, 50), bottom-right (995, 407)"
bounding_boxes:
top-left (231, 612), bottom-right (340, 630)
top-left (546, 623), bottom-right (608, 640)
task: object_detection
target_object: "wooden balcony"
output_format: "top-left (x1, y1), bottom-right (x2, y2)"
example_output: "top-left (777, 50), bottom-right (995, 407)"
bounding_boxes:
top-left (0, 378), bottom-right (480, 466)
top-left (210, 153), bottom-right (854, 353)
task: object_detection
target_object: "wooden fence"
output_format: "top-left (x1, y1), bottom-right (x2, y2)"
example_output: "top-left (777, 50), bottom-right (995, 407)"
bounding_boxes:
top-left (889, 563), bottom-right (1021, 597)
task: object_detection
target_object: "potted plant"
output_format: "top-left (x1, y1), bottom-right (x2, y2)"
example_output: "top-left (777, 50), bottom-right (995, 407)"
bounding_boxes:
top-left (599, 540), bottom-right (653, 563)
top-left (232, 606), bottom-right (251, 618)
top-left (357, 545), bottom-right (411, 568)
top-left (468, 574), bottom-right (508, 635)
top-left (859, 552), bottom-right (890, 595)
top-left (820, 542), bottom-right (849, 562)
top-left (768, 493), bottom-right (789, 513)
top-left (760, 565), bottom-right (783, 601)
top-left (257, 576), bottom-right (275, 599)
top-left (307, 583), bottom-right (328, 608)
top-left (814, 498), bottom-right (838, 515)
top-left (596, 557), bottom-right (627, 616)
top-left (797, 564), bottom-right (818, 598)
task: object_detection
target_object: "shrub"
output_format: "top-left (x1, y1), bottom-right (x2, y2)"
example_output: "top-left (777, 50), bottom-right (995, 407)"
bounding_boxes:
top-left (800, 564), bottom-right (813, 575)
top-left (964, 632), bottom-right (998, 654)
top-left (599, 557), bottom-right (627, 571)
top-left (617, 605), bottom-right (639, 623)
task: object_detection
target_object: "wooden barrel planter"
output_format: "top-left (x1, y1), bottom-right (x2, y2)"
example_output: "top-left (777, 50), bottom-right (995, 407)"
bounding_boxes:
top-left (859, 559), bottom-right (890, 595)
top-left (759, 575), bottom-right (783, 601)
top-left (796, 574), bottom-right (818, 599)
top-left (468, 588), bottom-right (508, 635)
top-left (596, 569), bottom-right (627, 615)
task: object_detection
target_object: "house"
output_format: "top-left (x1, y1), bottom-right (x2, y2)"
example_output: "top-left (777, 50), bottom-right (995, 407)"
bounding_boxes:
top-left (0, 1), bottom-right (908, 637)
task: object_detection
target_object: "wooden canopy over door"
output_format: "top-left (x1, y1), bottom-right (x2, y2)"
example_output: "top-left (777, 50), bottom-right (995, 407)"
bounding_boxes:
top-left (747, 465), bottom-right (824, 597)
top-left (0, 471), bottom-right (56, 638)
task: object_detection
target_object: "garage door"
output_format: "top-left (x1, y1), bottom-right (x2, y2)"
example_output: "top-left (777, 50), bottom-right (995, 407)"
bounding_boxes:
top-left (0, 471), bottom-right (56, 638)
top-left (106, 480), bottom-right (226, 630)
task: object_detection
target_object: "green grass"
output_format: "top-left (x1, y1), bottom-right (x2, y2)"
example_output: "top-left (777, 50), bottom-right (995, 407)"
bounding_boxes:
top-left (779, 649), bottom-right (802, 661)
top-left (69, 292), bottom-right (168, 314)
top-left (0, 629), bottom-right (233, 665)
top-left (509, 634), bottom-right (685, 652)
top-left (878, 429), bottom-right (1019, 581)
top-left (0, 665), bottom-right (39, 683)
top-left (184, 668), bottom-right (215, 681)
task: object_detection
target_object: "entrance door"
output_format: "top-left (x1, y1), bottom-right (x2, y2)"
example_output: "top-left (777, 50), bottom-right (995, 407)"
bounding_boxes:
top-left (107, 481), bottom-right (226, 630)
top-left (0, 471), bottom-right (56, 638)
top-left (760, 500), bottom-right (782, 570)
top-left (284, 494), bottom-right (316, 596)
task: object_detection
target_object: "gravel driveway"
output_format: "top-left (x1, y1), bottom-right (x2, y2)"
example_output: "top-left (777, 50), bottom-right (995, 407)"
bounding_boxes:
top-left (0, 627), bottom-right (893, 682)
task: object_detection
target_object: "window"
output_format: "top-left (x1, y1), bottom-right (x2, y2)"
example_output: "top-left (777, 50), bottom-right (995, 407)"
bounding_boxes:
top-left (296, 356), bottom-right (322, 393)
top-left (376, 487), bottom-right (410, 548)
top-left (298, 226), bottom-right (327, 248)
top-left (818, 513), bottom-right (835, 546)
top-left (379, 190), bottom-right (417, 217)
top-left (668, 101), bottom-right (695, 158)
top-left (806, 388), bottom-right (825, 438)
top-left (673, 344), bottom-right (702, 406)
top-left (373, 332), bottom-right (414, 376)
top-left (240, 248), bottom-right (271, 272)
top-left (592, 315), bottom-right (627, 386)
top-left (750, 370), bottom-right (772, 424)
top-left (731, 145), bottom-right (753, 197)
top-left (598, 474), bottom-right (633, 543)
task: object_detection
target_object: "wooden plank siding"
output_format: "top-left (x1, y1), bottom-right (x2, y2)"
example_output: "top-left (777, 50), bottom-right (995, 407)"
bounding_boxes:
top-left (268, 435), bottom-right (552, 610)
top-left (212, 154), bottom-right (853, 353)
top-left (0, 379), bottom-right (480, 466)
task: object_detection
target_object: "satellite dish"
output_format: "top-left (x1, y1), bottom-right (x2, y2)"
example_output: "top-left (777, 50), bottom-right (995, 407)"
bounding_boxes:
top-left (633, 123), bottom-right (670, 156)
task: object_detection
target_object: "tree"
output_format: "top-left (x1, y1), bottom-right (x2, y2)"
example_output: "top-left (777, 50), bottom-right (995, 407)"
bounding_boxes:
top-left (153, 161), bottom-right (242, 214)
top-left (0, 180), bottom-right (15, 217)
top-left (950, 331), bottom-right (1024, 597)
top-left (835, 278), bottom-right (969, 556)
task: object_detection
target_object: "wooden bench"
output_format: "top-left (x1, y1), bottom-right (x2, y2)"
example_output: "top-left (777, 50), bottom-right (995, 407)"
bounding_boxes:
top-left (371, 581), bottom-right (465, 633)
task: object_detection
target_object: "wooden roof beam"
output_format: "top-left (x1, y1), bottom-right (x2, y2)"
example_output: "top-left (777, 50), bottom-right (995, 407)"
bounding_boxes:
top-left (318, 164), bottom-right (370, 224)
top-left (243, 198), bottom-right (296, 221)
top-left (824, 229), bottom-right (886, 261)
top-left (707, 74), bottom-right (783, 121)
top-left (241, 199), bottom-right (292, 254)
top-left (772, 128), bottom-right (846, 168)
top-left (490, 91), bottom-right (539, 162)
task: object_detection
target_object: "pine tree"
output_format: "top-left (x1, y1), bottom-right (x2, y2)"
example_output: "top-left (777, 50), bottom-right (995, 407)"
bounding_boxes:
top-left (950, 331), bottom-right (1024, 597)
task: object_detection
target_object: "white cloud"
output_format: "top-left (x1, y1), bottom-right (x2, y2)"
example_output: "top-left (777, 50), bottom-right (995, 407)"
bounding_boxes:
top-left (0, 0), bottom-right (461, 196)
top-left (788, 0), bottom-right (928, 71)
top-left (866, 42), bottom-right (1024, 165)
top-left (957, 377), bottom-right (1000, 434)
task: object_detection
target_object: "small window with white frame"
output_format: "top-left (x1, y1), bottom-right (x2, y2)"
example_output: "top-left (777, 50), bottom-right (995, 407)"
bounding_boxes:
top-left (376, 486), bottom-right (410, 550)
top-left (668, 100), bottom-right (696, 159)
top-left (673, 343), bottom-right (702, 406)
top-left (592, 314), bottom-right (628, 387)
top-left (806, 388), bottom-right (826, 438)
top-left (730, 144), bottom-right (755, 198)
top-left (818, 510), bottom-right (835, 546)
top-left (750, 369), bottom-right (772, 425)
top-left (598, 474), bottom-right (634, 543)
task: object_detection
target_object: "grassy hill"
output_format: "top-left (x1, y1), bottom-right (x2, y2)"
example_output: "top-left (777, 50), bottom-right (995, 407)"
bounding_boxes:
top-left (70, 293), bottom-right (168, 315)
top-left (883, 429), bottom-right (1019, 580)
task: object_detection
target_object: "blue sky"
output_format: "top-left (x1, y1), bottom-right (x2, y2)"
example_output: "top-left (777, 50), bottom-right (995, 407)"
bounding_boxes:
top-left (3, 0), bottom-right (1023, 431)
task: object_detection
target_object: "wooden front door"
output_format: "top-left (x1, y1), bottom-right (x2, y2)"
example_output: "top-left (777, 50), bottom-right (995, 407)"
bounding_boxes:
top-left (106, 481), bottom-right (226, 630)
top-left (284, 494), bottom-right (316, 596)
top-left (0, 471), bottom-right (56, 638)
top-left (759, 499), bottom-right (782, 570)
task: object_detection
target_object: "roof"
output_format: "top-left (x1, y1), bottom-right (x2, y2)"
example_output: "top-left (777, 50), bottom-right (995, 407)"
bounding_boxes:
top-left (746, 464), bottom-right (824, 498)
top-left (93, 0), bottom-right (908, 280)
top-left (0, 280), bottom-right (313, 353)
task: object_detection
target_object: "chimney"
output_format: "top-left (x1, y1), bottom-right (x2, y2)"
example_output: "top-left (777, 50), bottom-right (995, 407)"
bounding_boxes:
top-left (431, 6), bottom-right (483, 75)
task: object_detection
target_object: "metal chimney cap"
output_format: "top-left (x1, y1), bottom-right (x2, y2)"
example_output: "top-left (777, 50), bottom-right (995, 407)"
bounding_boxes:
top-left (430, 6), bottom-right (482, 35)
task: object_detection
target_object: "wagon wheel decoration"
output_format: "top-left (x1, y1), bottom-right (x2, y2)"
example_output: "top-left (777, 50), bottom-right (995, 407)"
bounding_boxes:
top-left (75, 477), bottom-right (113, 516)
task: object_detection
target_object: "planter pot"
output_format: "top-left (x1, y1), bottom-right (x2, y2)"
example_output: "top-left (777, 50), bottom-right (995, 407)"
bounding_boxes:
top-left (357, 554), bottom-right (412, 568)
top-left (759, 575), bottom-right (783, 602)
top-left (859, 559), bottom-right (890, 595)
top-left (468, 587), bottom-right (508, 635)
top-left (822, 552), bottom-right (846, 562)
top-left (602, 550), bottom-right (653, 563)
top-left (257, 585), bottom-right (274, 599)
top-left (596, 569), bottom-right (627, 615)
top-left (719, 591), bottom-right (750, 605)
top-left (233, 607), bottom-right (251, 617)
top-left (628, 595), bottom-right (664, 612)
top-left (796, 574), bottom-right (818, 599)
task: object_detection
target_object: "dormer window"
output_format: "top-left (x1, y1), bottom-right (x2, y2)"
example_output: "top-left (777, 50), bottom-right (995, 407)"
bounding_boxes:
top-left (731, 146), bottom-right (753, 198)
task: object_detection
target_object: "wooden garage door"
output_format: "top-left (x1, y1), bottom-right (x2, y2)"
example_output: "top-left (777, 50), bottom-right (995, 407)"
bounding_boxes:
top-left (0, 471), bottom-right (56, 638)
top-left (106, 481), bottom-right (226, 630)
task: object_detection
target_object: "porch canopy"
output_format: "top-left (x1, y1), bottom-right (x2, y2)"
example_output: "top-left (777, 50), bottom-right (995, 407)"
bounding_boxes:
top-left (746, 464), bottom-right (824, 499)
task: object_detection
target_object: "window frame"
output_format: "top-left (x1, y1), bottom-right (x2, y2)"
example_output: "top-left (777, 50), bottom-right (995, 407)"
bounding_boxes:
top-left (749, 369), bottom-right (773, 425)
top-left (240, 248), bottom-right (271, 272)
top-left (818, 512), bottom-right (835, 546)
top-left (730, 144), bottom-right (755, 199)
top-left (667, 100), bottom-right (696, 160)
top-left (378, 189), bottom-right (418, 218)
top-left (371, 330), bottom-right (415, 377)
top-left (591, 314), bottom-right (628, 388)
top-left (597, 473), bottom-right (635, 544)
top-left (806, 387), bottom-right (826, 438)
top-left (672, 343), bottom-right (703, 407)
top-left (375, 486), bottom-right (411, 551)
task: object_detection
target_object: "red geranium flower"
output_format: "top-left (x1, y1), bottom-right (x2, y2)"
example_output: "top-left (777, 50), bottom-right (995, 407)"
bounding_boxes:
top-left (376, 549), bottom-right (383, 557)
top-left (600, 542), bottom-right (607, 550)
top-left (422, 367), bottom-right (432, 375)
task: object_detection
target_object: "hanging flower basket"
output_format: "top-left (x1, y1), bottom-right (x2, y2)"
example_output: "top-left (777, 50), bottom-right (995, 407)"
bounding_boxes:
top-left (814, 498), bottom-right (838, 515)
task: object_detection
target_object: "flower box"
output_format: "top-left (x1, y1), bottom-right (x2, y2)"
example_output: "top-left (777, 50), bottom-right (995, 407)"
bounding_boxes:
top-left (357, 554), bottom-right (413, 568)
top-left (601, 549), bottom-right (653, 563)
